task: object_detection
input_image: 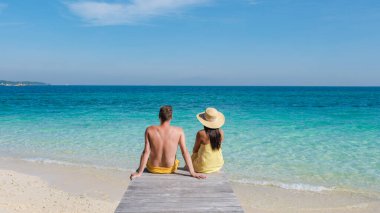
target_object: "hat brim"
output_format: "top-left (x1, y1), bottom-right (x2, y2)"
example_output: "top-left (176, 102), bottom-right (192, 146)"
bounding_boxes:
top-left (196, 112), bottom-right (225, 129)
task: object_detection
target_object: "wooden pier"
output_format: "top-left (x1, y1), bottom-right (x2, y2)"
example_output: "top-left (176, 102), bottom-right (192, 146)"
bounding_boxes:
top-left (115, 168), bottom-right (244, 213)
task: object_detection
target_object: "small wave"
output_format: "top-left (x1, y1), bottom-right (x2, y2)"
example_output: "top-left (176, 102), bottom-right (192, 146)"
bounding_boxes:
top-left (234, 179), bottom-right (333, 192)
top-left (21, 157), bottom-right (131, 172)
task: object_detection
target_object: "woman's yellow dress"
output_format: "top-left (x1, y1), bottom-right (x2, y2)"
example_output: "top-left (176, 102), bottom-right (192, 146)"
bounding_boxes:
top-left (191, 143), bottom-right (224, 173)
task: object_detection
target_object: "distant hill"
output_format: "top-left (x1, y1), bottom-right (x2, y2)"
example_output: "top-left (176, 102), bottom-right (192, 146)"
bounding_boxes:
top-left (0, 80), bottom-right (49, 86)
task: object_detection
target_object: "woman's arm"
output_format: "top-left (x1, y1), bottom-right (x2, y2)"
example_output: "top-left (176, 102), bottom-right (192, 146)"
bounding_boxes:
top-left (192, 131), bottom-right (202, 153)
top-left (179, 129), bottom-right (206, 179)
top-left (130, 128), bottom-right (151, 180)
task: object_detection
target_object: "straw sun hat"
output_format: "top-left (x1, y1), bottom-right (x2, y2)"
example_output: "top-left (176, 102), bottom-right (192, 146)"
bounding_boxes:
top-left (197, 107), bottom-right (225, 129)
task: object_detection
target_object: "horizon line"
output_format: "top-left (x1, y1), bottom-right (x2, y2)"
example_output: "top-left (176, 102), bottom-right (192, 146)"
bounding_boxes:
top-left (34, 84), bottom-right (380, 87)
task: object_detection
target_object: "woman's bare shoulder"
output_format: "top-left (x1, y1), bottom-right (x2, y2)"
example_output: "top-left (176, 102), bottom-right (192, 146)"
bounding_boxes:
top-left (197, 129), bottom-right (207, 137)
top-left (219, 128), bottom-right (225, 142)
top-left (196, 130), bottom-right (208, 144)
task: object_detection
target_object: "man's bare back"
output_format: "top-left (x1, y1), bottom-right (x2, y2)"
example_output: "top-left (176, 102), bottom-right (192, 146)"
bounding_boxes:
top-left (130, 106), bottom-right (206, 180)
top-left (146, 124), bottom-right (182, 167)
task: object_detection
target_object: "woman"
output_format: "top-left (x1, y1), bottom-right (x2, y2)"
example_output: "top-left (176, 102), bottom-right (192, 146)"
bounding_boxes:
top-left (191, 107), bottom-right (225, 173)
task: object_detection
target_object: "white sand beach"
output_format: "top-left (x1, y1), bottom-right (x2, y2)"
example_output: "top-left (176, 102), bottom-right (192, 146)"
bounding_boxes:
top-left (0, 170), bottom-right (116, 213)
top-left (0, 158), bottom-right (379, 213)
top-left (0, 158), bottom-right (127, 213)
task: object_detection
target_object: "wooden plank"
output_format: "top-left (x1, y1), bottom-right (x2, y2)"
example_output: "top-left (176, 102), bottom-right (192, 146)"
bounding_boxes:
top-left (115, 168), bottom-right (244, 213)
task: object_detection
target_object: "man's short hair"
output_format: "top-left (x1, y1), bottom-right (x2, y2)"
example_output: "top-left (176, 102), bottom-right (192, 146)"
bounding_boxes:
top-left (159, 105), bottom-right (173, 122)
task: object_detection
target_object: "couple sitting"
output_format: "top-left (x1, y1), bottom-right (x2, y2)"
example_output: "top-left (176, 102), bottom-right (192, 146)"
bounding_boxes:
top-left (130, 105), bottom-right (225, 180)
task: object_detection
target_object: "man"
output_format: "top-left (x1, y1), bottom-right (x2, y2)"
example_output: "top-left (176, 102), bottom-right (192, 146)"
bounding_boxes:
top-left (130, 106), bottom-right (206, 180)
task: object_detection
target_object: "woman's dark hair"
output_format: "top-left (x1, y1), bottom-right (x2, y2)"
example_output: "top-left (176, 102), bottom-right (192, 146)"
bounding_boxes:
top-left (204, 126), bottom-right (222, 150)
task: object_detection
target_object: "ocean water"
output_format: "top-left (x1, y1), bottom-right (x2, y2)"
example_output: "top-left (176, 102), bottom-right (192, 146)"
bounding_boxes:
top-left (0, 86), bottom-right (379, 195)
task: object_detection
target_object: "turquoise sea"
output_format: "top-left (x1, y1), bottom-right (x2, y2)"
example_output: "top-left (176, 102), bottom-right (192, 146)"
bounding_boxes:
top-left (0, 86), bottom-right (379, 195)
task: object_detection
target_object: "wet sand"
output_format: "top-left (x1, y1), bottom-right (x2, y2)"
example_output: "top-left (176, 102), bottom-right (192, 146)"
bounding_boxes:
top-left (233, 183), bottom-right (380, 213)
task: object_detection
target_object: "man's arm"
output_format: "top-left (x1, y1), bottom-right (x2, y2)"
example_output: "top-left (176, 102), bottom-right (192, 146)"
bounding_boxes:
top-left (130, 128), bottom-right (151, 180)
top-left (179, 129), bottom-right (206, 179)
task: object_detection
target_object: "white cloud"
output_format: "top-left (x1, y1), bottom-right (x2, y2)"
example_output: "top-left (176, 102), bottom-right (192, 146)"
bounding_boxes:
top-left (65, 0), bottom-right (210, 26)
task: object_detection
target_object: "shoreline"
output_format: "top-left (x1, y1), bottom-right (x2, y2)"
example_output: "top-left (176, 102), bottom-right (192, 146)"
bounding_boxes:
top-left (0, 158), bottom-right (379, 213)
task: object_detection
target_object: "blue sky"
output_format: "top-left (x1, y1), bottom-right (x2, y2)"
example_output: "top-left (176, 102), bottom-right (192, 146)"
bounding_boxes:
top-left (0, 0), bottom-right (379, 86)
